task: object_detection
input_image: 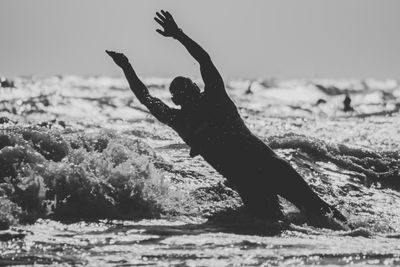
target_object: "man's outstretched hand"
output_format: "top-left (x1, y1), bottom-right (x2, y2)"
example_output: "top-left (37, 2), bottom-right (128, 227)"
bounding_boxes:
top-left (106, 50), bottom-right (130, 68)
top-left (154, 10), bottom-right (181, 38)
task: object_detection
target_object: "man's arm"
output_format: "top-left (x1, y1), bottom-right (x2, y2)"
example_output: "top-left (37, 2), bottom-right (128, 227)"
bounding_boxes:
top-left (106, 50), bottom-right (177, 126)
top-left (154, 10), bottom-right (226, 97)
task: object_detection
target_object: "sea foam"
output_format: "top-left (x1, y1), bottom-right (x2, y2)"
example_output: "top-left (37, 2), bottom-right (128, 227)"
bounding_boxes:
top-left (0, 126), bottom-right (192, 228)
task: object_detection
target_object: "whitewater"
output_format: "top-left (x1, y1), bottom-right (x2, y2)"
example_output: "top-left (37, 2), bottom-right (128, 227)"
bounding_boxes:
top-left (0, 76), bottom-right (399, 266)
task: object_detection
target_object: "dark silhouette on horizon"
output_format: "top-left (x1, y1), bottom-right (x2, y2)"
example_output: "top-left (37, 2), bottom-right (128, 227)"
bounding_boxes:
top-left (0, 77), bottom-right (14, 88)
top-left (245, 81), bottom-right (254, 95)
top-left (106, 10), bottom-right (347, 223)
top-left (343, 93), bottom-right (354, 112)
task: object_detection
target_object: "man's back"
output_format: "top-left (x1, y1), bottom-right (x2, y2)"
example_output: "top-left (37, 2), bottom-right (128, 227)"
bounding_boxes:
top-left (169, 89), bottom-right (249, 156)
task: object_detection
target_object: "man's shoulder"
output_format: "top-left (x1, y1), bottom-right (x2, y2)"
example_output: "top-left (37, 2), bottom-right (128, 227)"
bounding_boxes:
top-left (202, 91), bottom-right (237, 110)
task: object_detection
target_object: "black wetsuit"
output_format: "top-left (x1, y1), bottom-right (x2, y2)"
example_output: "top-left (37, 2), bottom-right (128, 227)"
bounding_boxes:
top-left (120, 30), bottom-right (346, 222)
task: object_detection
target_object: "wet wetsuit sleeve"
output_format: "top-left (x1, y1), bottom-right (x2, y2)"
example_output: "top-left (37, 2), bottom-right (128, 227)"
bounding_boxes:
top-left (175, 30), bottom-right (227, 98)
top-left (121, 64), bottom-right (177, 126)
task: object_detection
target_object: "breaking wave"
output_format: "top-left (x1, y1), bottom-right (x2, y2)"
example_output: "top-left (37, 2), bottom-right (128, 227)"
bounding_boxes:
top-left (0, 126), bottom-right (193, 229)
top-left (268, 133), bottom-right (399, 188)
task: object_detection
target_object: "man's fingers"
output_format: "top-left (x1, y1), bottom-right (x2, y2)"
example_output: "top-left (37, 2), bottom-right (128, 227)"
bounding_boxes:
top-left (156, 29), bottom-right (167, 36)
top-left (105, 50), bottom-right (126, 62)
top-left (155, 12), bottom-right (167, 22)
top-left (106, 50), bottom-right (119, 55)
top-left (154, 17), bottom-right (164, 27)
top-left (165, 11), bottom-right (173, 20)
top-left (106, 50), bottom-right (119, 57)
top-left (106, 51), bottom-right (116, 58)
top-left (161, 10), bottom-right (173, 22)
top-left (161, 10), bottom-right (170, 20)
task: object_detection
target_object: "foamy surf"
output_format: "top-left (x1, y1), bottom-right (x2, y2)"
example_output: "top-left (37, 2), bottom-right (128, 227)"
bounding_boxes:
top-left (0, 126), bottom-right (196, 228)
top-left (0, 76), bottom-right (399, 265)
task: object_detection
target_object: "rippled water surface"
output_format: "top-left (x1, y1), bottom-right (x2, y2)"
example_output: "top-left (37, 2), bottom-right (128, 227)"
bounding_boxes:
top-left (0, 76), bottom-right (399, 266)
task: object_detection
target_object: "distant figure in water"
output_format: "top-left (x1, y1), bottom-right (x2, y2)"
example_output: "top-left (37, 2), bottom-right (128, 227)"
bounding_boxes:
top-left (245, 81), bottom-right (254, 95)
top-left (343, 93), bottom-right (354, 112)
top-left (106, 10), bottom-right (347, 223)
top-left (0, 77), bottom-right (14, 88)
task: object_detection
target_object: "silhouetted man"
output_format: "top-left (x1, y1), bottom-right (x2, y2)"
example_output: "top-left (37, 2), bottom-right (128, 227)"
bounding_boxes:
top-left (106, 10), bottom-right (347, 222)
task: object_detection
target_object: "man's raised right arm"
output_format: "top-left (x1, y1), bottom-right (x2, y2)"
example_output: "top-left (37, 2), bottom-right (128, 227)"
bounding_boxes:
top-left (154, 10), bottom-right (226, 98)
top-left (106, 50), bottom-right (176, 126)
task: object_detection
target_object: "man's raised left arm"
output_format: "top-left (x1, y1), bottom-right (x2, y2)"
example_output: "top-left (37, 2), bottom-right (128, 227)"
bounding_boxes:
top-left (106, 50), bottom-right (177, 126)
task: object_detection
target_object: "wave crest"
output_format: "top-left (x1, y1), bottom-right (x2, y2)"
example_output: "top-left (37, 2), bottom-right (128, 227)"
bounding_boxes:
top-left (0, 126), bottom-right (192, 228)
top-left (268, 133), bottom-right (399, 187)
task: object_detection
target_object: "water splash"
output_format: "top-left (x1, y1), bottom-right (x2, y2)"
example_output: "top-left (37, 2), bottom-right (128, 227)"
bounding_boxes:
top-left (0, 126), bottom-right (194, 228)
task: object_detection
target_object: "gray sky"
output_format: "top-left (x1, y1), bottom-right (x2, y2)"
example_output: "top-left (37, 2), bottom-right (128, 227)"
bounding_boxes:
top-left (1, 0), bottom-right (399, 79)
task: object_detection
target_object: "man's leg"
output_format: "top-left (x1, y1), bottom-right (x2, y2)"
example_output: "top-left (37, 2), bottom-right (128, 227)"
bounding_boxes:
top-left (271, 157), bottom-right (347, 222)
top-left (237, 184), bottom-right (284, 220)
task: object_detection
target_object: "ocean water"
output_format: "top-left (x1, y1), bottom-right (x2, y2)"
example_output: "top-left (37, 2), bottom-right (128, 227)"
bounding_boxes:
top-left (0, 76), bottom-right (399, 266)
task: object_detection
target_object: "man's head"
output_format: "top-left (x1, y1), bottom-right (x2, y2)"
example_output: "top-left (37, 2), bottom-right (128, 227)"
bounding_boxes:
top-left (169, 76), bottom-right (201, 106)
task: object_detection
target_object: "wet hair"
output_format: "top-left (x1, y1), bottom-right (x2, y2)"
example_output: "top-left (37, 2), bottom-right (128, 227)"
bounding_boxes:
top-left (169, 76), bottom-right (201, 95)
